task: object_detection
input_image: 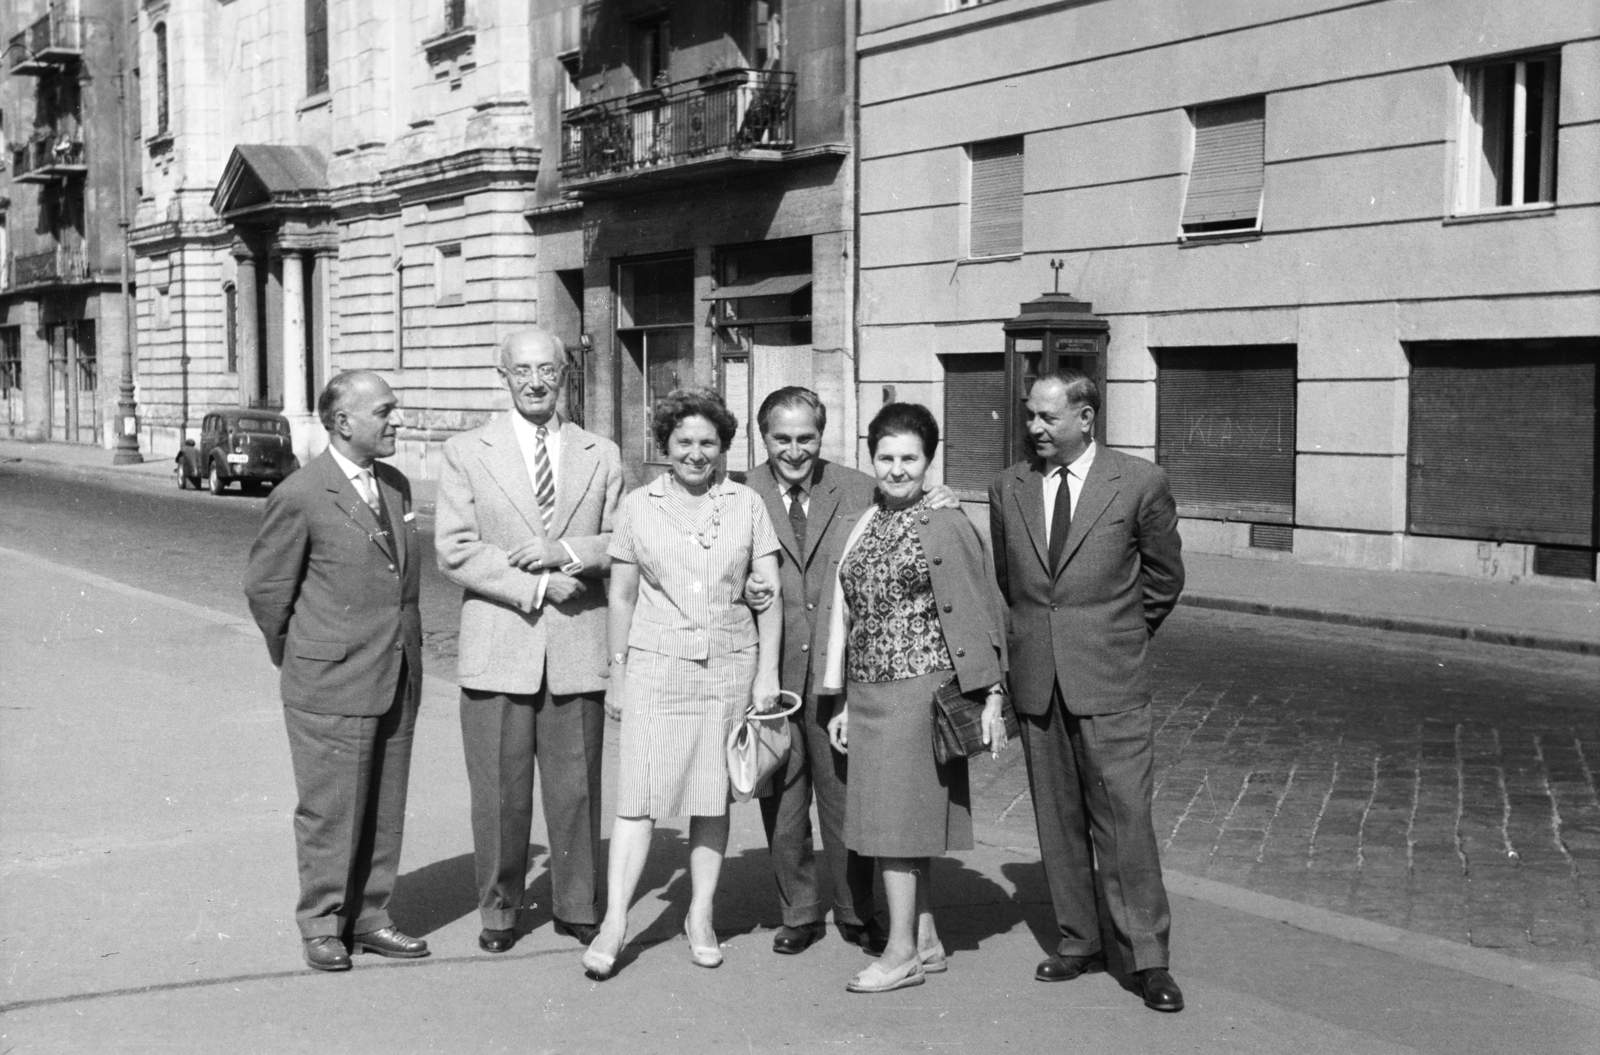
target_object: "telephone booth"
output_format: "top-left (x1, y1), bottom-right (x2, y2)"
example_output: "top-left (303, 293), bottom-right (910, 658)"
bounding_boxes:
top-left (1001, 291), bottom-right (1109, 461)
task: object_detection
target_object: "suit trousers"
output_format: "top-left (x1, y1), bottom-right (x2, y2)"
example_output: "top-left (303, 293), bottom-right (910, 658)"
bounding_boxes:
top-left (460, 686), bottom-right (605, 929)
top-left (1018, 688), bottom-right (1171, 972)
top-left (283, 664), bottom-right (417, 940)
top-left (759, 692), bottom-right (876, 928)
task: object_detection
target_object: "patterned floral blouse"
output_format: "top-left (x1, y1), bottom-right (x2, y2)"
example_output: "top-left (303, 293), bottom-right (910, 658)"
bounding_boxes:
top-left (840, 497), bottom-right (953, 683)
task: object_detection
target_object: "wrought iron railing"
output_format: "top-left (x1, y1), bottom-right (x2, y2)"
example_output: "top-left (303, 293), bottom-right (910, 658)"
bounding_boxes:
top-left (560, 68), bottom-right (796, 182)
top-left (8, 245), bottom-right (90, 288)
top-left (11, 134), bottom-right (84, 178)
top-left (9, 3), bottom-right (82, 72)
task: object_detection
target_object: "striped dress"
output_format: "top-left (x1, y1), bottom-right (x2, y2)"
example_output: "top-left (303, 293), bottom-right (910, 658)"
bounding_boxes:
top-left (608, 473), bottom-right (780, 818)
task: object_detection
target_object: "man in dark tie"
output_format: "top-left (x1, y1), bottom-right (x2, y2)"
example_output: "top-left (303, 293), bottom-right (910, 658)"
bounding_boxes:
top-left (435, 329), bottom-right (623, 954)
top-left (988, 369), bottom-right (1187, 1012)
top-left (245, 371), bottom-right (428, 971)
top-left (745, 387), bottom-right (958, 956)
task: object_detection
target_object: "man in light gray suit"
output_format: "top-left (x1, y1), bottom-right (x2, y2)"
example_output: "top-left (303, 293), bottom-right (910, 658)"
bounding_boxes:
top-left (436, 329), bottom-right (624, 954)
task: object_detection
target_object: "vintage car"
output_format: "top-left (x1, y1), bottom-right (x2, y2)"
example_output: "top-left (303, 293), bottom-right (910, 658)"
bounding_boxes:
top-left (176, 408), bottom-right (299, 495)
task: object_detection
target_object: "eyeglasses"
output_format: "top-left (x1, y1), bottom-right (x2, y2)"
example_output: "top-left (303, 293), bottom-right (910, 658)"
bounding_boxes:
top-left (505, 364), bottom-right (564, 384)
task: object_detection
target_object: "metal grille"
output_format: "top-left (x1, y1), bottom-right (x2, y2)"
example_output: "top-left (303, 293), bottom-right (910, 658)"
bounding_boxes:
top-left (1408, 341), bottom-right (1597, 547)
top-left (943, 354), bottom-right (1009, 492)
top-left (1157, 346), bottom-right (1296, 521)
top-left (969, 138), bottom-right (1024, 257)
top-left (1183, 97), bottom-right (1265, 233)
top-left (1533, 546), bottom-right (1596, 580)
top-left (1249, 523), bottom-right (1294, 551)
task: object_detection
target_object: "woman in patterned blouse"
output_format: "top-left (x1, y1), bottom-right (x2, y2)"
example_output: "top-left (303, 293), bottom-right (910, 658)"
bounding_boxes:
top-left (820, 402), bottom-right (1010, 994)
top-left (582, 388), bottom-right (784, 980)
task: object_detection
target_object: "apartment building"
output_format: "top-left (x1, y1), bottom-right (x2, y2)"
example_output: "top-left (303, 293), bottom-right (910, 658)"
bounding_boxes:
top-left (1, 0), bottom-right (136, 449)
top-left (856, 0), bottom-right (1600, 585)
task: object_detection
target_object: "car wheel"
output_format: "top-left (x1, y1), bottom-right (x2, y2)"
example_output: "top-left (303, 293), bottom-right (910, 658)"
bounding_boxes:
top-left (176, 464), bottom-right (188, 489)
top-left (209, 463), bottom-right (227, 496)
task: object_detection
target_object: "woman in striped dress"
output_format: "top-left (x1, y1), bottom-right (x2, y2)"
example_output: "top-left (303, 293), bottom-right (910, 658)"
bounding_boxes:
top-left (582, 388), bottom-right (783, 980)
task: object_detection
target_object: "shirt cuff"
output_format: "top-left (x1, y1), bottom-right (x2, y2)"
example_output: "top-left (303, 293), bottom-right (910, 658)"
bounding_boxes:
top-left (559, 540), bottom-right (583, 573)
top-left (533, 570), bottom-right (550, 609)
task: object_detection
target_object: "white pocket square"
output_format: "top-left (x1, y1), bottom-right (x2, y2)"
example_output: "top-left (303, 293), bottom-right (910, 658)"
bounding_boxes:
top-left (403, 512), bottom-right (416, 522)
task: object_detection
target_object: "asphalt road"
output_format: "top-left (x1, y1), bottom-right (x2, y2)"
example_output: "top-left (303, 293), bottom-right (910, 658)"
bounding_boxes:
top-left (4, 459), bottom-right (1597, 974)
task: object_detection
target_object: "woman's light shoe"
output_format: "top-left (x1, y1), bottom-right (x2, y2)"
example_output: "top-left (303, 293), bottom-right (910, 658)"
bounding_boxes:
top-left (918, 942), bottom-right (948, 974)
top-left (846, 956), bottom-right (926, 993)
top-left (685, 922), bottom-right (723, 969)
top-left (582, 929), bottom-right (625, 980)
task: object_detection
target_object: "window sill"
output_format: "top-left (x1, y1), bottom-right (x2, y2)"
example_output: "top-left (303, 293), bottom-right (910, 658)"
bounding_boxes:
top-left (1443, 206), bottom-right (1556, 226)
top-left (297, 92), bottom-right (331, 114)
top-left (423, 26), bottom-right (476, 56)
top-left (959, 253), bottom-right (1023, 265)
top-left (145, 131), bottom-right (174, 155)
top-left (1178, 231), bottom-right (1262, 247)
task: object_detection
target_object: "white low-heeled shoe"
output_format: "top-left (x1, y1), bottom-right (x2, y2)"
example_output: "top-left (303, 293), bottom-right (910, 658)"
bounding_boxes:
top-left (582, 929), bottom-right (625, 980)
top-left (918, 942), bottom-right (948, 974)
top-left (846, 956), bottom-right (926, 993)
top-left (685, 921), bottom-right (723, 968)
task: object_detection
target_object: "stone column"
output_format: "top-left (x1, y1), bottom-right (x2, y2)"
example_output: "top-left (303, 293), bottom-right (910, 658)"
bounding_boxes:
top-left (232, 243), bottom-right (260, 408)
top-left (279, 248), bottom-right (313, 465)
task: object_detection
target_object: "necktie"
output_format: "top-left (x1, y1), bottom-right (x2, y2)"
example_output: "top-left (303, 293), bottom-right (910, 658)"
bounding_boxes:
top-left (1047, 468), bottom-right (1072, 568)
top-left (787, 484), bottom-right (807, 551)
top-left (360, 469), bottom-right (395, 544)
top-left (532, 425), bottom-right (556, 533)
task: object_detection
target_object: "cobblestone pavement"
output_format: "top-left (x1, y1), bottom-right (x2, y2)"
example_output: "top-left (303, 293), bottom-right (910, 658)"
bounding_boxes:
top-left (970, 607), bottom-right (1600, 974)
top-left (8, 460), bottom-right (1599, 975)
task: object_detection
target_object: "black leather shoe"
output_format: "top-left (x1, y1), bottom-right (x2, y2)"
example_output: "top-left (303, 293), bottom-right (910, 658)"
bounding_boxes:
top-left (352, 926), bottom-right (430, 959)
top-left (1034, 953), bottom-right (1107, 982)
top-left (772, 921), bottom-right (827, 955)
top-left (1137, 968), bottom-right (1184, 1012)
top-left (304, 936), bottom-right (351, 972)
top-left (836, 920), bottom-right (889, 957)
top-left (479, 927), bottom-right (516, 954)
top-left (553, 918), bottom-right (600, 945)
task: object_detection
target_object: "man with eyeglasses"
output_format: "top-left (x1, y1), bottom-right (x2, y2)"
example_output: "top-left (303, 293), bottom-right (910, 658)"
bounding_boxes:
top-left (436, 328), bottom-right (624, 955)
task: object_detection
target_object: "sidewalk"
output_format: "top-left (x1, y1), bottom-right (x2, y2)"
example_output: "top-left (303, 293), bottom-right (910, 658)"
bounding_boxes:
top-left (4, 546), bottom-right (1599, 1054)
top-left (4, 436), bottom-right (1595, 654)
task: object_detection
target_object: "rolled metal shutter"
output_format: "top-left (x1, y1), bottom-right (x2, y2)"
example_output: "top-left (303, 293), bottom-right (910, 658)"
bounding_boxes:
top-left (1408, 340), bottom-right (1597, 547)
top-left (943, 353), bottom-right (1009, 491)
top-left (1157, 346), bottom-right (1296, 522)
top-left (1182, 98), bottom-right (1265, 229)
top-left (970, 138), bottom-right (1024, 258)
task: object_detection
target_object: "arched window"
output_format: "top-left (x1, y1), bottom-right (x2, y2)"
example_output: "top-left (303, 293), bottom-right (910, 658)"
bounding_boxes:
top-left (154, 23), bottom-right (169, 134)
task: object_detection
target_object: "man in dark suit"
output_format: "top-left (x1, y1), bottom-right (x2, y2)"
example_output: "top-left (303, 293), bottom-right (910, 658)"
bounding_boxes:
top-left (988, 369), bottom-right (1186, 1012)
top-left (245, 371), bottom-right (428, 972)
top-left (745, 387), bottom-right (959, 957)
top-left (435, 329), bottom-right (624, 955)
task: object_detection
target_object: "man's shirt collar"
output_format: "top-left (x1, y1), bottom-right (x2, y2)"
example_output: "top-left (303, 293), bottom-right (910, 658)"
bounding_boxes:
top-left (327, 444), bottom-right (366, 482)
top-left (1045, 441), bottom-right (1097, 481)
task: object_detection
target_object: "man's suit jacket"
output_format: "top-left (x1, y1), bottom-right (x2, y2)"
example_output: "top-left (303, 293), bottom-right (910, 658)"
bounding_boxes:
top-left (245, 450), bottom-right (423, 716)
top-left (989, 447), bottom-right (1184, 717)
top-left (434, 413), bottom-right (623, 697)
top-left (748, 459), bottom-right (877, 696)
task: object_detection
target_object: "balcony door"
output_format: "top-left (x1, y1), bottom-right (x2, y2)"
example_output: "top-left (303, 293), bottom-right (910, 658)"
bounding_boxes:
top-left (46, 318), bottom-right (98, 445)
top-left (617, 256), bottom-right (695, 476)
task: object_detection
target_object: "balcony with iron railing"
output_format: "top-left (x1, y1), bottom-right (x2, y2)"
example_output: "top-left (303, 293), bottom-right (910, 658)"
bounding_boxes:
top-left (9, 2), bottom-right (83, 75)
top-left (10, 134), bottom-right (86, 183)
top-left (560, 68), bottom-right (796, 194)
top-left (3, 244), bottom-right (91, 290)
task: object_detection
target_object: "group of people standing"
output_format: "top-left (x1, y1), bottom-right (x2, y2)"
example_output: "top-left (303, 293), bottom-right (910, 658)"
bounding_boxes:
top-left (242, 324), bottom-right (1187, 1013)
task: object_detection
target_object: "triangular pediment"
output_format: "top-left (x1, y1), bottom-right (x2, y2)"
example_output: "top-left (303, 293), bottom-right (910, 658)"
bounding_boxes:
top-left (211, 145), bottom-right (331, 220)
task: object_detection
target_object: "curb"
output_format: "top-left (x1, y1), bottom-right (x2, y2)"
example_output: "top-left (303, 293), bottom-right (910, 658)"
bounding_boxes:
top-left (1181, 592), bottom-right (1600, 657)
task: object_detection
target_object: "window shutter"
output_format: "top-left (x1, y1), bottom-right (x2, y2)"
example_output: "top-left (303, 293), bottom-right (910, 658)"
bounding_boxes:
top-left (1408, 341), bottom-right (1597, 547)
top-left (1157, 346), bottom-right (1296, 521)
top-left (1182, 98), bottom-right (1265, 228)
top-left (943, 354), bottom-right (1009, 490)
top-left (970, 138), bottom-right (1024, 257)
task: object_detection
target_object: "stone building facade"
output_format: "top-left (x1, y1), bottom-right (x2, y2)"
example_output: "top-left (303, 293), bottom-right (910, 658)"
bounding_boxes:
top-left (856, 0), bottom-right (1600, 585)
top-left (1, 0), bottom-right (136, 448)
top-left (130, 0), bottom-right (542, 475)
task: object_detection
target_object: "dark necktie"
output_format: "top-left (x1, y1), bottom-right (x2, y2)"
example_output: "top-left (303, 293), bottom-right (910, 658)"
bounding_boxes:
top-left (788, 484), bottom-right (807, 551)
top-left (362, 470), bottom-right (396, 556)
top-left (1047, 469), bottom-right (1072, 568)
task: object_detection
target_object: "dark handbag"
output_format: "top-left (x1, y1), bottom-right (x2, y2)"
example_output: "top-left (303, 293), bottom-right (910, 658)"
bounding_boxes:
top-left (727, 690), bottom-right (803, 803)
top-left (931, 677), bottom-right (1019, 765)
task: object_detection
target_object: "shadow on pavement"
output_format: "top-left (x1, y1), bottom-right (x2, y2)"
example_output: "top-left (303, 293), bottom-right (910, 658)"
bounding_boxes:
top-left (391, 850), bottom-right (487, 937)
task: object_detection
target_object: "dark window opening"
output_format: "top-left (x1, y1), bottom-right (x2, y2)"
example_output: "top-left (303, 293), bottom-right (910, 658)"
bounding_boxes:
top-left (154, 23), bottom-right (169, 134)
top-left (305, 0), bottom-right (329, 97)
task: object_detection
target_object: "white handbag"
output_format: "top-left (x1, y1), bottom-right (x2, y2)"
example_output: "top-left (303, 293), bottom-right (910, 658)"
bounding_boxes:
top-left (726, 690), bottom-right (803, 803)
